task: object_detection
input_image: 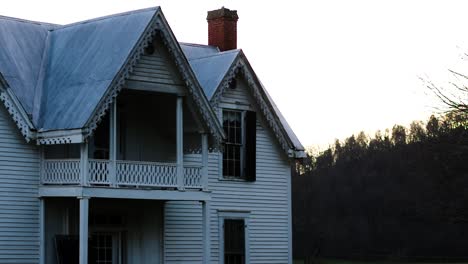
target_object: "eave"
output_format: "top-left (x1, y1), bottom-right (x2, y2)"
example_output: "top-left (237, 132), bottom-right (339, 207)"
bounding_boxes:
top-left (0, 72), bottom-right (36, 142)
top-left (210, 51), bottom-right (306, 159)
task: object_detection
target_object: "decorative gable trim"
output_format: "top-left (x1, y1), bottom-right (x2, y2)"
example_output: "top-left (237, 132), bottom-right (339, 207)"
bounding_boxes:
top-left (83, 15), bottom-right (159, 140)
top-left (154, 14), bottom-right (225, 145)
top-left (0, 75), bottom-right (35, 142)
top-left (211, 53), bottom-right (296, 156)
top-left (36, 128), bottom-right (84, 145)
top-left (84, 10), bottom-right (224, 145)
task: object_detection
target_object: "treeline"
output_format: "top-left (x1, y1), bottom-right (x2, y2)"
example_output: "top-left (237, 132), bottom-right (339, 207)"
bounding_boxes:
top-left (293, 112), bottom-right (468, 261)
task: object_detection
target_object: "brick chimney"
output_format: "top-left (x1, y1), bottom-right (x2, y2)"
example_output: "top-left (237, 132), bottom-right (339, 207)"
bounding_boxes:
top-left (207, 7), bottom-right (239, 51)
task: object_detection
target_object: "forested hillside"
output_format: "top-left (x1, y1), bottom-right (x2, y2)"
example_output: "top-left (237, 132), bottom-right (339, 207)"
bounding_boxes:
top-left (293, 112), bottom-right (468, 261)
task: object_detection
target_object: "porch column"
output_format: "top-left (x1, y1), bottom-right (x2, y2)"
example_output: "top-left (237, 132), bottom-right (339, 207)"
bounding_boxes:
top-left (201, 133), bottom-right (208, 191)
top-left (176, 96), bottom-right (184, 190)
top-left (79, 197), bottom-right (89, 264)
top-left (80, 142), bottom-right (88, 186)
top-left (39, 198), bottom-right (45, 264)
top-left (109, 101), bottom-right (117, 186)
top-left (202, 200), bottom-right (211, 264)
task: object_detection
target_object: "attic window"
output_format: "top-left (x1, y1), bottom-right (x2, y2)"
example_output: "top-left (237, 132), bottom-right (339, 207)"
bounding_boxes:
top-left (144, 44), bottom-right (155, 55)
top-left (229, 79), bottom-right (237, 89)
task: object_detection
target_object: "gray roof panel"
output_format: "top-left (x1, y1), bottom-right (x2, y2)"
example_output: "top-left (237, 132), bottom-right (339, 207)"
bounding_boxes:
top-left (38, 8), bottom-right (157, 130)
top-left (180, 43), bottom-right (220, 60)
top-left (0, 16), bottom-right (55, 115)
top-left (186, 49), bottom-right (239, 99)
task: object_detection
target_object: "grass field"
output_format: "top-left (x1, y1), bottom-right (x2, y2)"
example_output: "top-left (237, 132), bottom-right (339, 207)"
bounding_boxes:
top-left (293, 258), bottom-right (468, 264)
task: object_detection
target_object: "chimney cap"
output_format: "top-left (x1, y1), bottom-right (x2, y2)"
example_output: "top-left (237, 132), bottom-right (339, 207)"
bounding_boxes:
top-left (207, 7), bottom-right (238, 21)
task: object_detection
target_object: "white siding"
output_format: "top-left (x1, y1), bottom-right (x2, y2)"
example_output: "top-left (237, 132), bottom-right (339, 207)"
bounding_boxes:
top-left (164, 77), bottom-right (292, 263)
top-left (164, 201), bottom-right (202, 263)
top-left (0, 104), bottom-right (40, 264)
top-left (128, 37), bottom-right (184, 88)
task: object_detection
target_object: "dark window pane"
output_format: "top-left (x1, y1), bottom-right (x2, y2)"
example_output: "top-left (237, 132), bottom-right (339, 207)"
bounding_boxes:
top-left (224, 219), bottom-right (245, 264)
top-left (223, 111), bottom-right (243, 178)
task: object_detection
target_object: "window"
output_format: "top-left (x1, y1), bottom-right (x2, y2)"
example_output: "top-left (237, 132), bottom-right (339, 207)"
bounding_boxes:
top-left (222, 110), bottom-right (256, 180)
top-left (91, 233), bottom-right (114, 264)
top-left (89, 232), bottom-right (123, 264)
top-left (218, 211), bottom-right (250, 264)
top-left (224, 219), bottom-right (245, 264)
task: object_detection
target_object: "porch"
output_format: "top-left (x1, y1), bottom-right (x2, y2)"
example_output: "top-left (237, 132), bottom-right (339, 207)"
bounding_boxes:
top-left (39, 197), bottom-right (211, 264)
top-left (41, 159), bottom-right (204, 189)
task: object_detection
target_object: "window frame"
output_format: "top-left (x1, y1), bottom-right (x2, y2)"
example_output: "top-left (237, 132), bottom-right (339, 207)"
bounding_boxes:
top-left (221, 109), bottom-right (246, 180)
top-left (217, 108), bottom-right (259, 183)
top-left (218, 211), bottom-right (250, 264)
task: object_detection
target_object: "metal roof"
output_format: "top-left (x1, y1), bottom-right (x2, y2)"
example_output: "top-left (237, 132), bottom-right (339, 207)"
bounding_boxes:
top-left (0, 7), bottom-right (303, 153)
top-left (180, 43), bottom-right (219, 60)
top-left (38, 8), bottom-right (157, 130)
top-left (0, 16), bottom-right (56, 115)
top-left (184, 48), bottom-right (239, 99)
top-left (181, 44), bottom-right (305, 153)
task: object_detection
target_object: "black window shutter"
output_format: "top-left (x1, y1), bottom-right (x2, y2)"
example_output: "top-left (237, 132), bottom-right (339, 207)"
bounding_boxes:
top-left (244, 111), bottom-right (256, 181)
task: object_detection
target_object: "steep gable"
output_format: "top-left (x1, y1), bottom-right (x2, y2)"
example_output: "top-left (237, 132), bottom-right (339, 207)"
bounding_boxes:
top-left (127, 35), bottom-right (185, 90)
top-left (37, 8), bottom-right (157, 131)
top-left (0, 8), bottom-right (224, 145)
top-left (183, 48), bottom-right (305, 157)
top-left (185, 49), bottom-right (239, 99)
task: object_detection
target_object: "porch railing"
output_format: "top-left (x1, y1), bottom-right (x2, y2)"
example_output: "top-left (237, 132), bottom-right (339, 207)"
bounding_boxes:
top-left (42, 159), bottom-right (205, 190)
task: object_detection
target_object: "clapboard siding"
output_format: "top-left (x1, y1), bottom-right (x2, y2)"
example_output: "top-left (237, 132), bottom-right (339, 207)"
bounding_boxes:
top-left (128, 37), bottom-right (184, 87)
top-left (213, 76), bottom-right (290, 263)
top-left (164, 76), bottom-right (291, 263)
top-left (208, 124), bottom-right (290, 264)
top-left (0, 104), bottom-right (40, 264)
top-left (164, 201), bottom-right (203, 263)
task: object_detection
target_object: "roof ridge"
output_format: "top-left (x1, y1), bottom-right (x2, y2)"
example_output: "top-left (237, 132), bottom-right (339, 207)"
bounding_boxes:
top-left (0, 15), bottom-right (59, 27)
top-left (51, 6), bottom-right (159, 31)
top-left (180, 42), bottom-right (218, 49)
top-left (188, 49), bottom-right (241, 61)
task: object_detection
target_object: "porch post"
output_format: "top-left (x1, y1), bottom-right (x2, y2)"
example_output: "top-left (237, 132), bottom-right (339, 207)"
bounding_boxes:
top-left (39, 198), bottom-right (45, 264)
top-left (109, 101), bottom-right (117, 186)
top-left (201, 133), bottom-right (208, 191)
top-left (80, 142), bottom-right (88, 186)
top-left (202, 200), bottom-right (211, 264)
top-left (79, 197), bottom-right (89, 264)
top-left (176, 96), bottom-right (184, 190)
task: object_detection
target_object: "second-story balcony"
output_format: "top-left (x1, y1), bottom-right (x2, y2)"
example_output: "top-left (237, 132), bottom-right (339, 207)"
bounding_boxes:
top-left (40, 89), bottom-right (210, 193)
top-left (42, 159), bottom-right (204, 189)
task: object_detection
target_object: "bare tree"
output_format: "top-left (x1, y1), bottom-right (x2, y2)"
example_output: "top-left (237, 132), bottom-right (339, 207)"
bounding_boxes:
top-left (422, 69), bottom-right (468, 115)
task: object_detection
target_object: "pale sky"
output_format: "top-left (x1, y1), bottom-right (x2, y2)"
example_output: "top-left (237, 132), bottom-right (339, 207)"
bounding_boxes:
top-left (3, 0), bottom-right (467, 148)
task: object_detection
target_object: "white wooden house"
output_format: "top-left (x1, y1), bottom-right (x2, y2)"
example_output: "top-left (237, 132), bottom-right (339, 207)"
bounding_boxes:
top-left (0, 6), bottom-right (305, 264)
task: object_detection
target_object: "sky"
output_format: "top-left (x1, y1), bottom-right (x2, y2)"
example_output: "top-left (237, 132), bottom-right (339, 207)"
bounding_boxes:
top-left (3, 0), bottom-right (468, 148)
